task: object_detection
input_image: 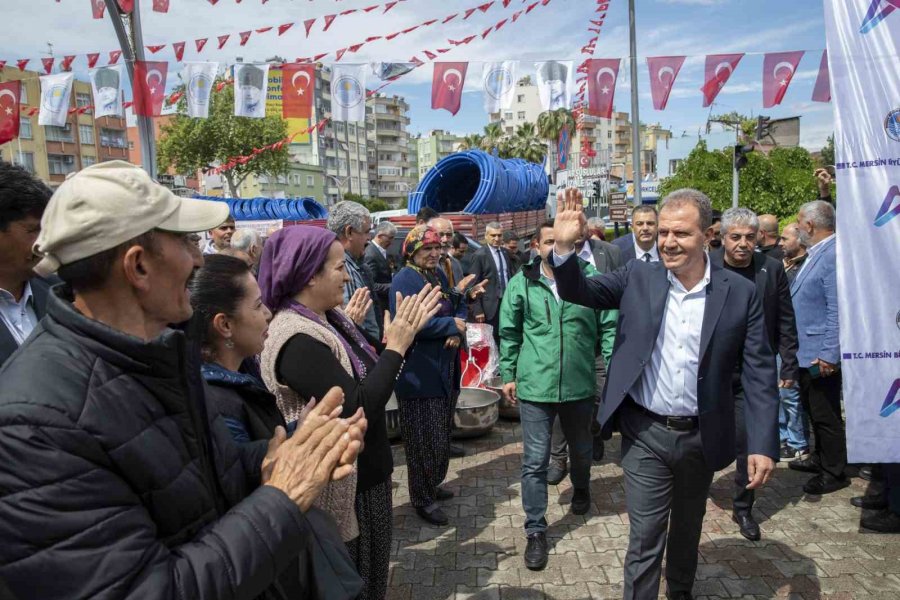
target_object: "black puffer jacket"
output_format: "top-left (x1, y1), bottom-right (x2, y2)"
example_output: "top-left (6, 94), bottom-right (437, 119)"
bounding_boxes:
top-left (0, 288), bottom-right (309, 600)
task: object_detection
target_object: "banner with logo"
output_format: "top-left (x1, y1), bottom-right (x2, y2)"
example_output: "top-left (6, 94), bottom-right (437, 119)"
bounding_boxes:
top-left (183, 62), bottom-right (218, 119)
top-left (481, 61), bottom-right (517, 114)
top-left (331, 64), bottom-right (367, 122)
top-left (89, 65), bottom-right (124, 118)
top-left (824, 0), bottom-right (900, 462)
top-left (38, 72), bottom-right (74, 127)
top-left (234, 63), bottom-right (269, 119)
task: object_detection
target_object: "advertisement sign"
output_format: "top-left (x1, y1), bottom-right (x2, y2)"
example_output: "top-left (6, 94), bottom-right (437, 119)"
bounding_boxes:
top-left (266, 68), bottom-right (311, 144)
top-left (608, 191), bottom-right (628, 223)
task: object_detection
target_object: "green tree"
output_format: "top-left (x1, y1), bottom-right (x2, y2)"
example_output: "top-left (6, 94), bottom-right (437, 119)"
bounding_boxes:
top-left (480, 122), bottom-right (505, 153)
top-left (710, 111), bottom-right (756, 141)
top-left (658, 141), bottom-right (819, 219)
top-left (341, 193), bottom-right (391, 213)
top-left (820, 134), bottom-right (835, 167)
top-left (508, 122), bottom-right (546, 163)
top-left (157, 81), bottom-right (290, 198)
top-left (536, 108), bottom-right (575, 168)
top-left (457, 133), bottom-right (484, 151)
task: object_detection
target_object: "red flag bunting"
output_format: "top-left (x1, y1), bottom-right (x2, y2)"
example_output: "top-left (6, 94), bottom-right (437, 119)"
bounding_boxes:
top-left (401, 25), bottom-right (419, 34)
top-left (282, 63), bottom-right (315, 119)
top-left (87, 53), bottom-right (100, 68)
top-left (312, 53), bottom-right (328, 62)
top-left (173, 42), bottom-right (186, 61)
top-left (449, 35), bottom-right (476, 45)
top-left (42, 58), bottom-right (54, 74)
top-left (762, 51), bottom-right (804, 108)
top-left (432, 62), bottom-right (467, 116)
top-left (437, 48), bottom-right (451, 54)
top-left (91, 0), bottom-right (106, 19)
top-left (647, 56), bottom-right (685, 111)
top-left (424, 50), bottom-right (437, 60)
top-left (147, 45), bottom-right (166, 54)
top-left (495, 18), bottom-right (508, 31)
top-left (386, 32), bottom-right (401, 40)
top-left (423, 19), bottom-right (438, 26)
top-left (0, 61), bottom-right (6, 70)
top-left (304, 19), bottom-right (316, 37)
top-left (366, 36), bottom-right (382, 42)
top-left (60, 55), bottom-right (76, 72)
top-left (340, 9), bottom-right (356, 16)
top-left (217, 34), bottom-right (230, 49)
top-left (196, 38), bottom-right (209, 52)
top-left (443, 14), bottom-right (458, 23)
top-left (503, 0), bottom-right (511, 6)
top-left (586, 58), bottom-right (619, 118)
top-left (348, 43), bottom-right (365, 52)
top-left (278, 23), bottom-right (293, 35)
top-left (109, 50), bottom-right (122, 65)
top-left (525, 2), bottom-right (538, 14)
top-left (700, 53), bottom-right (743, 107)
top-left (464, 8), bottom-right (477, 18)
top-left (335, 48), bottom-right (347, 61)
top-left (384, 1), bottom-right (399, 13)
top-left (117, 0), bottom-right (134, 12)
top-left (323, 15), bottom-right (337, 31)
top-left (152, 0), bottom-right (169, 12)
top-left (256, 27), bottom-right (272, 34)
top-left (0, 81), bottom-right (21, 145)
top-left (133, 60), bottom-right (168, 117)
top-left (478, 2), bottom-right (494, 12)
top-left (410, 57), bottom-right (424, 68)
top-left (363, 4), bottom-right (379, 11)
top-left (208, 0), bottom-right (219, 4)
top-left (512, 10), bottom-right (523, 22)
top-left (481, 27), bottom-right (492, 39)
top-left (239, 31), bottom-right (252, 46)
top-left (812, 50), bottom-right (830, 103)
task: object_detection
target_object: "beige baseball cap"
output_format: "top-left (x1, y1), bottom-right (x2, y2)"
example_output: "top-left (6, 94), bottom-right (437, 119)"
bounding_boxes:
top-left (34, 161), bottom-right (230, 276)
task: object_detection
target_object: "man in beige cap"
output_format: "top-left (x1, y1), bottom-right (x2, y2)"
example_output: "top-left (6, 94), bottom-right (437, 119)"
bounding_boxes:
top-left (0, 161), bottom-right (367, 599)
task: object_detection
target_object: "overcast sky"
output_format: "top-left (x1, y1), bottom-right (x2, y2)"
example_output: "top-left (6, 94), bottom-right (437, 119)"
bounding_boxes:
top-left (2, 0), bottom-right (833, 149)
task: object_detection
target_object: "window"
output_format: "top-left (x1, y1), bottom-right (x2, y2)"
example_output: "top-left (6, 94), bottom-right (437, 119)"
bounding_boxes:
top-left (517, 94), bottom-right (525, 103)
top-left (82, 155), bottom-right (96, 167)
top-left (503, 112), bottom-right (513, 120)
top-left (79, 124), bottom-right (94, 145)
top-left (13, 152), bottom-right (35, 174)
top-left (45, 124), bottom-right (73, 142)
top-left (76, 93), bottom-right (92, 114)
top-left (19, 86), bottom-right (28, 105)
top-left (306, 175), bottom-right (314, 186)
top-left (505, 127), bottom-right (513, 134)
top-left (100, 128), bottom-right (126, 148)
top-left (19, 118), bottom-right (32, 140)
top-left (607, 130), bottom-right (612, 139)
top-left (48, 154), bottom-right (76, 175)
top-left (348, 124), bottom-right (356, 134)
top-left (517, 111), bottom-right (526, 120)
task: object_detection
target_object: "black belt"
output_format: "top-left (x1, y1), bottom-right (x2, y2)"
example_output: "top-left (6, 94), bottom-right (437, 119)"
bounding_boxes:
top-left (627, 397), bottom-right (699, 431)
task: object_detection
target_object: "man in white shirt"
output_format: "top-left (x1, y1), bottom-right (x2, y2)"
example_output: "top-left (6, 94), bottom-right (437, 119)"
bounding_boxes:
top-left (614, 204), bottom-right (660, 263)
top-left (469, 222), bottom-right (513, 344)
top-left (202, 216), bottom-right (235, 255)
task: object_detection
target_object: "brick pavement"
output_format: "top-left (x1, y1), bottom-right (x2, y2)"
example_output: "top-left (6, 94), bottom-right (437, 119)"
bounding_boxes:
top-left (386, 419), bottom-right (900, 600)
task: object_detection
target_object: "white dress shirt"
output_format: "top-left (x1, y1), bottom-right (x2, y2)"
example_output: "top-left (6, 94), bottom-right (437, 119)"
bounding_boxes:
top-left (794, 233), bottom-right (834, 279)
top-left (374, 242), bottom-right (388, 259)
top-left (491, 246), bottom-right (508, 290)
top-left (577, 241), bottom-right (597, 268)
top-left (633, 240), bottom-right (660, 263)
top-left (0, 282), bottom-right (38, 346)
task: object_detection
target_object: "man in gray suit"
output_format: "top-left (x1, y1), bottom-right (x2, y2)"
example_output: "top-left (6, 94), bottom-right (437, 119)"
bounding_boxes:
top-left (551, 187), bottom-right (778, 600)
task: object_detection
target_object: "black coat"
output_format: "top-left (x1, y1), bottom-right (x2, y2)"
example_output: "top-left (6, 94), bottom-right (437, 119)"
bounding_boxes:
top-left (362, 242), bottom-right (394, 312)
top-left (0, 288), bottom-right (309, 600)
top-left (551, 254), bottom-right (779, 470)
top-left (468, 245), bottom-right (515, 321)
top-left (710, 248), bottom-right (799, 381)
top-left (203, 369), bottom-right (286, 443)
top-left (0, 276), bottom-right (54, 367)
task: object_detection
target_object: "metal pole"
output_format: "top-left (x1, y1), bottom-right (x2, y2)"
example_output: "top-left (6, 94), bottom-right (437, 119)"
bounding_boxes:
top-left (104, 0), bottom-right (157, 178)
top-left (628, 0), bottom-right (642, 204)
top-left (732, 126), bottom-right (739, 208)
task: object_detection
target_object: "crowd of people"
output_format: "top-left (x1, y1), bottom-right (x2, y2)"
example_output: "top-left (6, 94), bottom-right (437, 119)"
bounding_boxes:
top-left (0, 158), bottom-right (896, 600)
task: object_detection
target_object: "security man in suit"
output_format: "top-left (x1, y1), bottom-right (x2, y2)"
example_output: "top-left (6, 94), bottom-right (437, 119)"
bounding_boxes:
top-left (363, 220), bottom-right (397, 319)
top-left (614, 204), bottom-right (660, 264)
top-left (551, 187), bottom-right (778, 600)
top-left (468, 221), bottom-right (514, 344)
top-left (0, 162), bottom-right (54, 367)
top-left (710, 207), bottom-right (798, 542)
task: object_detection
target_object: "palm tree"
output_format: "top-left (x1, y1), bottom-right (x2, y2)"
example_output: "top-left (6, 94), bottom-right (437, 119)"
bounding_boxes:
top-left (481, 122), bottom-right (505, 153)
top-left (537, 108), bottom-right (576, 168)
top-left (509, 122), bottom-right (546, 163)
top-left (456, 133), bottom-right (484, 151)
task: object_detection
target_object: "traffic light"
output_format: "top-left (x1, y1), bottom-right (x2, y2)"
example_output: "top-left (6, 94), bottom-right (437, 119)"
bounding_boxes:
top-left (755, 116), bottom-right (771, 142)
top-left (734, 144), bottom-right (754, 170)
top-left (592, 179), bottom-right (602, 198)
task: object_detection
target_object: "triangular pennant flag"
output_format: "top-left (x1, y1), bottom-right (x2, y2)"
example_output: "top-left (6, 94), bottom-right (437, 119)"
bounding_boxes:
top-left (278, 23), bottom-right (293, 35)
top-left (410, 57), bottom-right (424, 68)
top-left (217, 34), bottom-right (230, 49)
top-left (323, 15), bottom-right (337, 31)
top-left (464, 8), bottom-right (477, 19)
top-left (313, 53), bottom-right (328, 62)
top-left (437, 48), bottom-right (451, 54)
top-left (443, 14), bottom-right (458, 23)
top-left (701, 53), bottom-right (743, 107)
top-left (304, 18), bottom-right (315, 37)
top-left (340, 9), bottom-right (356, 16)
top-left (503, 0), bottom-right (511, 6)
top-left (424, 50), bottom-right (437, 60)
top-left (478, 2), bottom-right (494, 12)
top-left (42, 58), bottom-right (55, 74)
top-left (401, 25), bottom-right (419, 34)
top-left (239, 31), bottom-right (252, 46)
top-left (62, 55), bottom-right (77, 72)
top-left (365, 36), bottom-right (382, 42)
top-left (646, 55), bottom-right (686, 111)
top-left (208, 0), bottom-right (219, 4)
top-left (762, 51), bottom-right (804, 108)
top-left (117, 0), bottom-right (134, 12)
top-left (384, 1), bottom-right (399, 13)
top-left (147, 44), bottom-right (166, 54)
top-left (526, 2), bottom-right (539, 14)
top-left (173, 42), bottom-right (186, 62)
top-left (481, 27), bottom-right (492, 39)
top-left (495, 18), bottom-right (508, 31)
top-left (512, 10), bottom-right (523, 22)
top-left (386, 32), bottom-right (401, 40)
top-left (196, 38), bottom-right (208, 52)
top-left (812, 50), bottom-right (831, 103)
top-left (336, 49), bottom-right (348, 62)
top-left (348, 43), bottom-right (365, 53)
top-left (91, 0), bottom-right (106, 19)
top-left (363, 4), bottom-right (379, 12)
top-left (152, 0), bottom-right (169, 12)
top-left (87, 53), bottom-right (100, 68)
top-left (423, 19), bottom-right (438, 26)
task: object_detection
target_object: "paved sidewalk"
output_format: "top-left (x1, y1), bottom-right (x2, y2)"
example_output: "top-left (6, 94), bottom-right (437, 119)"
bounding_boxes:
top-left (386, 419), bottom-right (900, 600)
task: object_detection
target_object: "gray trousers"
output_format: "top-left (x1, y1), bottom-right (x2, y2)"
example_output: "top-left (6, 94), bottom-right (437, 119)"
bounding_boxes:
top-left (619, 401), bottom-right (714, 600)
top-left (550, 354), bottom-right (606, 467)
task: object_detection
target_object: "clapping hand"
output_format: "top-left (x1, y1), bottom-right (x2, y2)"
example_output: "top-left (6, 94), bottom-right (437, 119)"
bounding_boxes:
top-left (383, 285), bottom-right (443, 355)
top-left (344, 287), bottom-right (373, 326)
top-left (554, 188), bottom-right (586, 254)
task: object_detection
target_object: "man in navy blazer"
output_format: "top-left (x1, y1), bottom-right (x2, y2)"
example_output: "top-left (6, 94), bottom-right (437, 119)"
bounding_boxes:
top-left (613, 204), bottom-right (660, 264)
top-left (551, 188), bottom-right (778, 600)
top-left (787, 200), bottom-right (848, 495)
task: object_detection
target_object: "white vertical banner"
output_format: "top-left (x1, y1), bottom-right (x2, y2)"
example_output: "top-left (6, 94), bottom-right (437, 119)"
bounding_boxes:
top-left (184, 62), bottom-right (218, 119)
top-left (38, 72), bottom-right (74, 127)
top-left (482, 61), bottom-right (517, 114)
top-left (89, 65), bottom-right (124, 118)
top-left (824, 0), bottom-right (900, 462)
top-left (535, 60), bottom-right (574, 111)
top-left (331, 64), bottom-right (368, 122)
top-left (234, 63), bottom-right (269, 118)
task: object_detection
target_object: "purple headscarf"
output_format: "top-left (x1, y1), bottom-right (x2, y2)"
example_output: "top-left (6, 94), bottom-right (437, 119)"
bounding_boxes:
top-left (258, 225), bottom-right (336, 311)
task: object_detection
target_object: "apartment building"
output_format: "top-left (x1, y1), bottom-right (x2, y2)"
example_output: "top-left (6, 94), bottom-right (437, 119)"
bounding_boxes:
top-left (366, 94), bottom-right (415, 206)
top-left (416, 129), bottom-right (462, 178)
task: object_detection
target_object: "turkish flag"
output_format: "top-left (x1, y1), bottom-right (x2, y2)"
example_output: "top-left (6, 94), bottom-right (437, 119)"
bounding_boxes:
top-left (117, 0), bottom-right (134, 13)
top-left (239, 31), bottom-right (252, 46)
top-left (304, 19), bottom-right (315, 37)
top-left (0, 81), bottom-right (21, 145)
top-left (432, 62), bottom-right (467, 115)
top-left (647, 56), bottom-right (685, 111)
top-left (133, 60), bottom-right (168, 117)
top-left (196, 38), bottom-right (208, 52)
top-left (62, 55), bottom-right (77, 72)
top-left (701, 53), bottom-right (743, 107)
top-left (323, 15), bottom-right (337, 31)
top-left (282, 64), bottom-right (314, 119)
top-left (173, 42), bottom-right (186, 61)
top-left (586, 58), bottom-right (619, 118)
top-left (109, 50), bottom-right (122, 65)
top-left (762, 51), bottom-right (803, 108)
top-left (812, 50), bottom-right (830, 103)
top-left (278, 23), bottom-right (293, 36)
top-left (87, 53), bottom-right (100, 68)
top-left (91, 0), bottom-right (105, 19)
top-left (217, 35), bottom-right (230, 49)
top-left (16, 59), bottom-right (29, 71)
top-left (41, 58), bottom-right (54, 74)
top-left (152, 0), bottom-right (169, 12)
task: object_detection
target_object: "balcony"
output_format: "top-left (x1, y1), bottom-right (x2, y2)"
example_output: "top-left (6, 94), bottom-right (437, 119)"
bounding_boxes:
top-left (374, 112), bottom-right (409, 125)
top-left (376, 143), bottom-right (405, 153)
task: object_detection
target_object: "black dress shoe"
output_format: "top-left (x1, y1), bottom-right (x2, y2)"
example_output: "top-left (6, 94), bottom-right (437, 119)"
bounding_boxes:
top-left (571, 488), bottom-right (591, 515)
top-left (592, 440), bottom-right (605, 462)
top-left (524, 532), bottom-right (549, 570)
top-left (547, 464), bottom-right (568, 486)
top-left (436, 486), bottom-right (455, 500)
top-left (415, 505), bottom-right (449, 526)
top-left (858, 465), bottom-right (884, 482)
top-left (851, 494), bottom-right (888, 510)
top-left (861, 509), bottom-right (900, 533)
top-left (732, 512), bottom-right (761, 541)
top-left (789, 456), bottom-right (821, 474)
top-left (803, 474), bottom-right (850, 495)
top-left (449, 443), bottom-right (465, 457)
top-left (665, 591), bottom-right (694, 600)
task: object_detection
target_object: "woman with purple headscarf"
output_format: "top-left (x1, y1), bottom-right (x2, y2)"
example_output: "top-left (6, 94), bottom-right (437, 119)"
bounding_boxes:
top-left (258, 225), bottom-right (440, 600)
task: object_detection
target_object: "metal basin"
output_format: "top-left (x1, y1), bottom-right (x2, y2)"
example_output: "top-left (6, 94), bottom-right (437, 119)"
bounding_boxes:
top-left (385, 393), bottom-right (401, 441)
top-left (484, 376), bottom-right (520, 421)
top-left (452, 387), bottom-right (500, 438)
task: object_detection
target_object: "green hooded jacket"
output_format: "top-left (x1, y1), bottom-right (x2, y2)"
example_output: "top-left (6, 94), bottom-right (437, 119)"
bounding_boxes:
top-left (499, 256), bottom-right (617, 403)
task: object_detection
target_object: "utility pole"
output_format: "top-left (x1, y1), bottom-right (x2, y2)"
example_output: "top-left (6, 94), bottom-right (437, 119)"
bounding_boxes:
top-left (104, 0), bottom-right (157, 178)
top-left (709, 117), bottom-right (743, 208)
top-left (627, 0), bottom-right (642, 204)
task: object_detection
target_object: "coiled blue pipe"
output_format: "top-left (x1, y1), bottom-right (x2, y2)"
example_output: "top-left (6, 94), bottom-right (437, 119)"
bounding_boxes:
top-left (193, 195), bottom-right (329, 221)
top-left (408, 150), bottom-right (549, 215)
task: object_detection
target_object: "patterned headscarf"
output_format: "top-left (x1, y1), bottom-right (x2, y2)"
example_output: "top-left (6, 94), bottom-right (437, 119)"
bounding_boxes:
top-left (402, 225), bottom-right (442, 260)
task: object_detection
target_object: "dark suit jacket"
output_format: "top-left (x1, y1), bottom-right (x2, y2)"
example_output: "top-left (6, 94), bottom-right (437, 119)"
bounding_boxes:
top-left (584, 239), bottom-right (623, 274)
top-left (612, 232), bottom-right (633, 253)
top-left (0, 277), bottom-right (54, 367)
top-left (551, 255), bottom-right (779, 470)
top-left (468, 245), bottom-right (514, 321)
top-left (362, 243), bottom-right (394, 313)
top-left (710, 249), bottom-right (799, 381)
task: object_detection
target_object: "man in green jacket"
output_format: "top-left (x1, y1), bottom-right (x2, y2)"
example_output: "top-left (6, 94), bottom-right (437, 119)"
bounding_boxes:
top-left (499, 219), bottom-right (616, 571)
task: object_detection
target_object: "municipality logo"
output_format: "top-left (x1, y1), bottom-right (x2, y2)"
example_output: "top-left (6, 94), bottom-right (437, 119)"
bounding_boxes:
top-left (861, 0), bottom-right (900, 34)
top-left (885, 108), bottom-right (900, 141)
top-left (875, 185), bottom-right (900, 226)
top-left (880, 379), bottom-right (900, 417)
